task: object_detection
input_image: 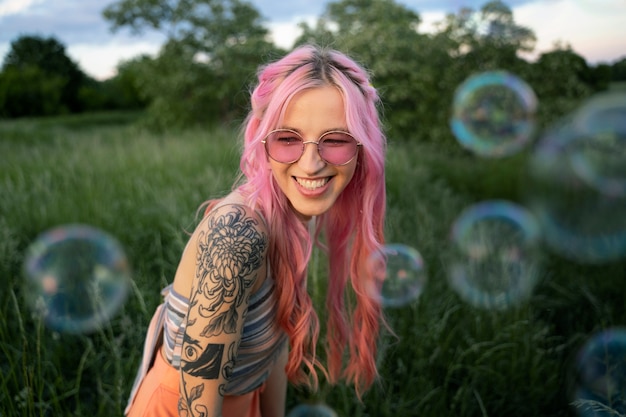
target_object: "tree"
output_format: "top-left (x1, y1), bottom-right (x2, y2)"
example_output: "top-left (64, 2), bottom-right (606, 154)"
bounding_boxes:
top-left (103, 0), bottom-right (283, 128)
top-left (438, 0), bottom-right (535, 72)
top-left (77, 60), bottom-right (149, 113)
top-left (295, 0), bottom-right (458, 141)
top-left (526, 46), bottom-right (593, 126)
top-left (610, 57), bottom-right (626, 82)
top-left (2, 35), bottom-right (86, 113)
top-left (0, 66), bottom-right (65, 118)
top-left (587, 62), bottom-right (612, 92)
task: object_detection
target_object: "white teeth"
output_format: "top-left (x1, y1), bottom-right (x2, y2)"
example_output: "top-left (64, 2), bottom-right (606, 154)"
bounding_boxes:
top-left (296, 177), bottom-right (329, 190)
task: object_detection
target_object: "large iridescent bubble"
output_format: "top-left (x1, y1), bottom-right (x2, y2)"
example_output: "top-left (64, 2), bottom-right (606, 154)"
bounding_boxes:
top-left (568, 91), bottom-right (626, 197)
top-left (22, 224), bottom-right (131, 334)
top-left (525, 92), bottom-right (626, 263)
top-left (573, 328), bottom-right (626, 416)
top-left (450, 70), bottom-right (538, 157)
top-left (447, 200), bottom-right (542, 310)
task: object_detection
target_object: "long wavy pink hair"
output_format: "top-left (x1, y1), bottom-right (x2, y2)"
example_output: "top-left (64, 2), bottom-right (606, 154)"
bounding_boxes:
top-left (206, 45), bottom-right (386, 397)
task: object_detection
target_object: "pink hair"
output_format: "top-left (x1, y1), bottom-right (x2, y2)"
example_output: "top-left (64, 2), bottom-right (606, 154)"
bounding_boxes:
top-left (206, 45), bottom-right (387, 397)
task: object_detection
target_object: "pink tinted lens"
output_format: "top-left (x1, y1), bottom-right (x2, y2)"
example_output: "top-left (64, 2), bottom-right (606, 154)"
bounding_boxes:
top-left (265, 130), bottom-right (358, 164)
top-left (266, 131), bottom-right (303, 163)
top-left (318, 132), bottom-right (358, 165)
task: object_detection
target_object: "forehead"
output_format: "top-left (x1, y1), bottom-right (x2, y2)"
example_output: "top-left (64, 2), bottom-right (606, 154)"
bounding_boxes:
top-left (282, 86), bottom-right (347, 134)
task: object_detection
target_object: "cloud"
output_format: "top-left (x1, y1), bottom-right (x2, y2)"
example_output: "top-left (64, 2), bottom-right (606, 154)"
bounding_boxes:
top-left (266, 15), bottom-right (317, 49)
top-left (251, 0), bottom-right (326, 20)
top-left (0, 0), bottom-right (164, 76)
top-left (400, 0), bottom-right (538, 12)
top-left (0, 0), bottom-right (146, 45)
top-left (0, 0), bottom-right (44, 16)
top-left (514, 0), bottom-right (626, 63)
top-left (68, 39), bottom-right (160, 80)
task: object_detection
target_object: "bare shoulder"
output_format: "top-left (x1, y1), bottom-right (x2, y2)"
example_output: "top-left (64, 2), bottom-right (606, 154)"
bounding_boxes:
top-left (202, 191), bottom-right (267, 234)
top-left (200, 201), bottom-right (268, 239)
top-left (173, 196), bottom-right (269, 297)
top-left (195, 201), bottom-right (269, 287)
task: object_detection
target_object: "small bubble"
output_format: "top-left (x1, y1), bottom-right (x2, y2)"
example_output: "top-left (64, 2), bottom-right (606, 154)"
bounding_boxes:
top-left (367, 244), bottom-right (427, 308)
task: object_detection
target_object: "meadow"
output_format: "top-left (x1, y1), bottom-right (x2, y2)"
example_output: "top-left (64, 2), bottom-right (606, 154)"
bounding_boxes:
top-left (0, 111), bottom-right (624, 417)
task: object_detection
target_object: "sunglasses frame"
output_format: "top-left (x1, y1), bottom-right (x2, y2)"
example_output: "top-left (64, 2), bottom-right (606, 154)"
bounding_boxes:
top-left (261, 128), bottom-right (362, 166)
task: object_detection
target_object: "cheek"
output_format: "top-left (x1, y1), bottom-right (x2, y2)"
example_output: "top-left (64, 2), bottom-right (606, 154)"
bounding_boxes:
top-left (346, 167), bottom-right (357, 184)
top-left (348, 158), bottom-right (360, 181)
top-left (339, 162), bottom-right (359, 190)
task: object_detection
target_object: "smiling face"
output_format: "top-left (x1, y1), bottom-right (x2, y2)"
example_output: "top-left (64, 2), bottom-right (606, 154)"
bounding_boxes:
top-left (267, 85), bottom-right (358, 222)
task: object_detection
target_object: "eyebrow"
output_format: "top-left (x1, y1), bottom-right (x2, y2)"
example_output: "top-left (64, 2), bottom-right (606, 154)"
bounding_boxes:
top-left (279, 126), bottom-right (351, 135)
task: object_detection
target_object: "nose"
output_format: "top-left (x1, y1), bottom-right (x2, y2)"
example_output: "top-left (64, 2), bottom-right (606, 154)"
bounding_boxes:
top-left (298, 141), bottom-right (326, 173)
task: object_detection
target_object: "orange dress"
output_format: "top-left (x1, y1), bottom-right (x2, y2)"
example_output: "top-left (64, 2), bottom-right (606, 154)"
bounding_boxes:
top-left (125, 280), bottom-right (286, 417)
top-left (126, 349), bottom-right (262, 417)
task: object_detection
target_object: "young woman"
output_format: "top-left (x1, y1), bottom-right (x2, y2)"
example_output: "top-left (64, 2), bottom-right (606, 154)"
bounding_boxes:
top-left (125, 44), bottom-right (387, 417)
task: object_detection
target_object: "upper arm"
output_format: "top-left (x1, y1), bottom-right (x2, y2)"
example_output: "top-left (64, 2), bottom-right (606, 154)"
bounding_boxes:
top-left (178, 204), bottom-right (269, 417)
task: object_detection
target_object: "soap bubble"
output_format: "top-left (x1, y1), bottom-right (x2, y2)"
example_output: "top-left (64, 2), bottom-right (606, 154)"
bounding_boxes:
top-left (367, 244), bottom-right (427, 308)
top-left (450, 70), bottom-right (538, 157)
top-left (22, 224), bottom-right (130, 334)
top-left (526, 103), bottom-right (626, 263)
top-left (287, 403), bottom-right (338, 417)
top-left (568, 91), bottom-right (626, 197)
top-left (573, 328), bottom-right (626, 416)
top-left (447, 200), bottom-right (541, 310)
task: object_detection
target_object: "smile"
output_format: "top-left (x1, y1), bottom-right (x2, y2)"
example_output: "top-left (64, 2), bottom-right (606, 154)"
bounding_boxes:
top-left (295, 177), bottom-right (330, 190)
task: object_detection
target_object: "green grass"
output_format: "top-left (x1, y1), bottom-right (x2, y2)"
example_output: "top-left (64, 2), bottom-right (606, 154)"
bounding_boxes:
top-left (1, 111), bottom-right (624, 416)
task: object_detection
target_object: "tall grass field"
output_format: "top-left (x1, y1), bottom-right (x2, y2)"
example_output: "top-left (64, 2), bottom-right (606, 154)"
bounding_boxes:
top-left (1, 112), bottom-right (624, 417)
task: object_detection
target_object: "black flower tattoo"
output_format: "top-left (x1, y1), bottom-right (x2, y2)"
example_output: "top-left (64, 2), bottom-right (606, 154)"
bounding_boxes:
top-left (194, 206), bottom-right (267, 337)
top-left (180, 205), bottom-right (268, 416)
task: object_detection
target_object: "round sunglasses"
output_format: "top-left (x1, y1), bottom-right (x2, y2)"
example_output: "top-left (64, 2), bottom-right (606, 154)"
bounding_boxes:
top-left (262, 129), bottom-right (361, 165)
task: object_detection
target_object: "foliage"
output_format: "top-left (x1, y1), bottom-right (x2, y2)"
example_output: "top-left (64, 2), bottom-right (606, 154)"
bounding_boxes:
top-left (0, 65), bottom-right (66, 118)
top-left (0, 35), bottom-right (148, 117)
top-left (294, 0), bottom-right (540, 142)
top-left (296, 0), bottom-right (456, 141)
top-left (78, 59), bottom-right (149, 112)
top-left (609, 57), bottom-right (626, 81)
top-left (0, 113), bottom-right (238, 416)
top-left (102, 0), bottom-right (283, 128)
top-left (2, 35), bottom-right (85, 113)
top-left (440, 0), bottom-right (536, 58)
top-left (524, 47), bottom-right (594, 126)
top-left (0, 35), bottom-right (85, 117)
top-left (0, 0), bottom-right (622, 136)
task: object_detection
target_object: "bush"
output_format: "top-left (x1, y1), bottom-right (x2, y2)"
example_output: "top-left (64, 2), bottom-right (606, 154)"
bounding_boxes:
top-left (0, 66), bottom-right (67, 118)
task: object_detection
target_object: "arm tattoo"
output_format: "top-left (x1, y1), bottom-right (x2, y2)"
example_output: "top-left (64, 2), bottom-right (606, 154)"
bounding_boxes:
top-left (180, 206), bottom-right (268, 414)
top-left (178, 382), bottom-right (206, 417)
top-left (194, 206), bottom-right (267, 338)
top-left (219, 341), bottom-right (239, 396)
top-left (181, 332), bottom-right (223, 379)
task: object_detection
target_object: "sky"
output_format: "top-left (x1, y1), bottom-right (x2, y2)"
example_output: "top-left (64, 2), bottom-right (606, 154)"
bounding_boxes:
top-left (0, 0), bottom-right (625, 80)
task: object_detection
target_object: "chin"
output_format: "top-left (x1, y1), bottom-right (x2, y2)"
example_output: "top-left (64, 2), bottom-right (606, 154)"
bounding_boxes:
top-left (292, 202), bottom-right (334, 221)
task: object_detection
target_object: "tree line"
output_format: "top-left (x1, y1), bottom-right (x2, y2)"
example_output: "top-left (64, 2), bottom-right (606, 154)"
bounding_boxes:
top-left (0, 35), bottom-right (147, 118)
top-left (1, 0), bottom-right (625, 140)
